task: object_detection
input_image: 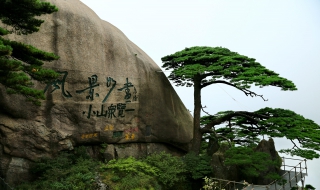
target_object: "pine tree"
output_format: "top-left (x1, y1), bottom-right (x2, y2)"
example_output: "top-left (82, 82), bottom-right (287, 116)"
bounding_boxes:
top-left (162, 46), bottom-right (320, 159)
top-left (0, 0), bottom-right (60, 105)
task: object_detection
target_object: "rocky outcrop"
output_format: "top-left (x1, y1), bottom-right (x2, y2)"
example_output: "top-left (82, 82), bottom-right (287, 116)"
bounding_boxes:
top-left (253, 138), bottom-right (282, 185)
top-left (210, 143), bottom-right (239, 181)
top-left (210, 139), bottom-right (281, 185)
top-left (0, 0), bottom-right (193, 185)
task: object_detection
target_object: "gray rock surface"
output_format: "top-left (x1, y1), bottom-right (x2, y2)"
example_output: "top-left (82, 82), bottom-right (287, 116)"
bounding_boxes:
top-left (102, 142), bottom-right (185, 161)
top-left (254, 138), bottom-right (281, 185)
top-left (210, 144), bottom-right (239, 181)
top-left (210, 139), bottom-right (281, 185)
top-left (0, 0), bottom-right (193, 185)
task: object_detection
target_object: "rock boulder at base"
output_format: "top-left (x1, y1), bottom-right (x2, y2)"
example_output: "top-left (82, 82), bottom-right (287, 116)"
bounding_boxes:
top-left (210, 139), bottom-right (282, 185)
top-left (254, 138), bottom-right (282, 185)
top-left (0, 0), bottom-right (193, 185)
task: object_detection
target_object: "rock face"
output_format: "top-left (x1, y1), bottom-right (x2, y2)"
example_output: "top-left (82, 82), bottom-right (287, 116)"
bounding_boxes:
top-left (0, 0), bottom-right (193, 185)
top-left (211, 139), bottom-right (281, 185)
top-left (210, 144), bottom-right (239, 182)
top-left (253, 138), bottom-right (281, 185)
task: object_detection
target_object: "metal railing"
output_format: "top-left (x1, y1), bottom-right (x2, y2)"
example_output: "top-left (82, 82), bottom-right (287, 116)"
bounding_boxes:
top-left (0, 176), bottom-right (14, 190)
top-left (268, 157), bottom-right (307, 190)
top-left (209, 157), bottom-right (307, 190)
top-left (210, 178), bottom-right (271, 190)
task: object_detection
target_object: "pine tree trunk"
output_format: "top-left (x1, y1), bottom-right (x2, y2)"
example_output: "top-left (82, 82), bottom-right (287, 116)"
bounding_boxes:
top-left (190, 76), bottom-right (202, 154)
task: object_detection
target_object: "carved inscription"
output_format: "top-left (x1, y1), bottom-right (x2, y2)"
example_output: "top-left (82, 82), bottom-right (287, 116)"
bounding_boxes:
top-left (44, 71), bottom-right (72, 98)
top-left (45, 73), bottom-right (141, 140)
top-left (113, 131), bottom-right (123, 138)
top-left (44, 72), bottom-right (138, 119)
top-left (81, 132), bottom-right (99, 139)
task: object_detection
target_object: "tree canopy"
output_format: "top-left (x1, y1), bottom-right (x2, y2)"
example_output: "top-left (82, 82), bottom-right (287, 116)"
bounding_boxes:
top-left (162, 46), bottom-right (297, 92)
top-left (201, 107), bottom-right (320, 159)
top-left (161, 46), bottom-right (320, 159)
top-left (0, 0), bottom-right (60, 105)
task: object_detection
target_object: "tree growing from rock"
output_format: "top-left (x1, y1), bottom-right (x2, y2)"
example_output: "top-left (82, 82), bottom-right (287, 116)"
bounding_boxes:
top-left (0, 0), bottom-right (60, 105)
top-left (161, 46), bottom-right (320, 159)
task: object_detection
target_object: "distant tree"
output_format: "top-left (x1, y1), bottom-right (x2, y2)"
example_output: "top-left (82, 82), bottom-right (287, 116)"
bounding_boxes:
top-left (0, 0), bottom-right (60, 105)
top-left (161, 46), bottom-right (320, 159)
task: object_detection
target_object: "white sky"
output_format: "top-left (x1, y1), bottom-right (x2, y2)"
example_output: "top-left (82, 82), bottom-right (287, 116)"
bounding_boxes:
top-left (80, 0), bottom-right (320, 188)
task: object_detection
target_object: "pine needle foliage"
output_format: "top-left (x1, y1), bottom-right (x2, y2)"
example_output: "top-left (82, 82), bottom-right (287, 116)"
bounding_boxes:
top-left (0, 0), bottom-right (60, 105)
top-left (162, 46), bottom-right (297, 90)
top-left (183, 152), bottom-right (213, 180)
top-left (0, 0), bottom-right (58, 35)
top-left (224, 146), bottom-right (277, 178)
top-left (214, 108), bottom-right (320, 159)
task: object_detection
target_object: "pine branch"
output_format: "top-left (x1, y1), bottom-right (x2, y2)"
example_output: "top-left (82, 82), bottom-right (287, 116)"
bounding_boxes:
top-left (200, 127), bottom-right (232, 147)
top-left (203, 111), bottom-right (268, 130)
top-left (201, 105), bottom-right (213, 116)
top-left (201, 80), bottom-right (268, 101)
top-left (291, 139), bottom-right (299, 149)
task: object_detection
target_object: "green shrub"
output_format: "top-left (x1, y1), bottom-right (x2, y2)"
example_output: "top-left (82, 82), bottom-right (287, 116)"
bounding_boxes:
top-left (116, 174), bottom-right (159, 190)
top-left (145, 151), bottom-right (187, 188)
top-left (16, 149), bottom-right (196, 190)
top-left (183, 152), bottom-right (213, 180)
top-left (305, 184), bottom-right (316, 190)
top-left (100, 157), bottom-right (161, 190)
top-left (224, 146), bottom-right (280, 179)
top-left (292, 184), bottom-right (317, 190)
top-left (16, 146), bottom-right (98, 190)
top-left (102, 156), bottom-right (158, 176)
top-left (100, 143), bottom-right (108, 154)
top-left (100, 152), bottom-right (189, 189)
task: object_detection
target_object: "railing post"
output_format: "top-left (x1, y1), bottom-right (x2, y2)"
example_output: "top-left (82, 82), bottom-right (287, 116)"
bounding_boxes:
top-left (301, 178), bottom-right (305, 190)
top-left (282, 157), bottom-right (286, 190)
top-left (0, 176), bottom-right (14, 190)
top-left (289, 170), bottom-right (291, 188)
top-left (295, 166), bottom-right (298, 184)
top-left (305, 159), bottom-right (308, 176)
top-left (300, 162), bottom-right (303, 179)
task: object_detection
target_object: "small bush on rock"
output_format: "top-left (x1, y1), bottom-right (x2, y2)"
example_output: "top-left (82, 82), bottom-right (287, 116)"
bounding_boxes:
top-left (16, 146), bottom-right (98, 190)
top-left (100, 152), bottom-right (189, 190)
top-left (224, 146), bottom-right (280, 179)
top-left (100, 156), bottom-right (160, 190)
top-left (183, 152), bottom-right (213, 180)
top-left (145, 151), bottom-right (187, 187)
